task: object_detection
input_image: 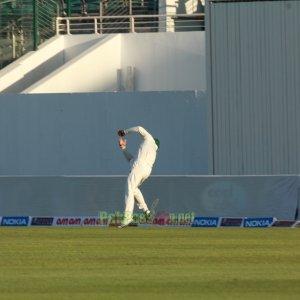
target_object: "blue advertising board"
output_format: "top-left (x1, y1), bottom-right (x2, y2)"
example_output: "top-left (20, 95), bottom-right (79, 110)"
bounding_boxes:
top-left (191, 217), bottom-right (219, 227)
top-left (220, 217), bottom-right (244, 227)
top-left (1, 216), bottom-right (30, 226)
top-left (243, 217), bottom-right (275, 228)
top-left (31, 217), bottom-right (54, 226)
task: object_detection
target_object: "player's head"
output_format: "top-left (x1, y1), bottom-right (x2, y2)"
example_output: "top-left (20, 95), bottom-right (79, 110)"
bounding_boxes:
top-left (154, 138), bottom-right (160, 149)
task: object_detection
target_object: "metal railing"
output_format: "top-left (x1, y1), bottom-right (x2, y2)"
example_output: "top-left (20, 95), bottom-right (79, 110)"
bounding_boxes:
top-left (33, 0), bottom-right (59, 49)
top-left (58, 0), bottom-right (160, 34)
top-left (60, 0), bottom-right (158, 17)
top-left (1, 0), bottom-right (204, 69)
top-left (56, 13), bottom-right (205, 34)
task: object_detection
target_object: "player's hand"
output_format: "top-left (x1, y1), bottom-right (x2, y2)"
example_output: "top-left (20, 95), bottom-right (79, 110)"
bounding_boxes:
top-left (119, 138), bottom-right (126, 150)
top-left (118, 129), bottom-right (126, 137)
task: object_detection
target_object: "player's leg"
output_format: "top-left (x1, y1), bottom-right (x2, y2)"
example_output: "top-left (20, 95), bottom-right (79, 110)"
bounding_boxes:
top-left (134, 166), bottom-right (152, 216)
top-left (119, 169), bottom-right (142, 228)
top-left (134, 188), bottom-right (149, 212)
top-left (124, 173), bottom-right (136, 214)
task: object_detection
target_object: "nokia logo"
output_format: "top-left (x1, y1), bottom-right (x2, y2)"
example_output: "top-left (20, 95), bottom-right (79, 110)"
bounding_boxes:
top-left (244, 218), bottom-right (274, 228)
top-left (1, 217), bottom-right (29, 226)
top-left (192, 217), bottom-right (219, 227)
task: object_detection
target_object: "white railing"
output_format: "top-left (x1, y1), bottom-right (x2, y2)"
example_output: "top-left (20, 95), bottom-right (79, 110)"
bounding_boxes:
top-left (56, 13), bottom-right (205, 34)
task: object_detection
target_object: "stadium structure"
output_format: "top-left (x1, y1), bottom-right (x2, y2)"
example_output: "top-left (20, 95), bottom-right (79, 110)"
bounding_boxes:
top-left (0, 0), bottom-right (300, 225)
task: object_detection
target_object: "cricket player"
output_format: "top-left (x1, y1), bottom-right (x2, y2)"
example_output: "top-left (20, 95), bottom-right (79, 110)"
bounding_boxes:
top-left (117, 126), bottom-right (160, 228)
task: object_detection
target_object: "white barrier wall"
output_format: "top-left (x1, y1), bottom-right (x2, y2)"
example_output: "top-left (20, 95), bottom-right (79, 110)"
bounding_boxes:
top-left (0, 36), bottom-right (65, 93)
top-left (0, 32), bottom-right (205, 93)
top-left (0, 91), bottom-right (208, 175)
top-left (121, 32), bottom-right (206, 91)
top-left (0, 176), bottom-right (298, 220)
top-left (24, 35), bottom-right (122, 93)
top-left (0, 35), bottom-right (104, 93)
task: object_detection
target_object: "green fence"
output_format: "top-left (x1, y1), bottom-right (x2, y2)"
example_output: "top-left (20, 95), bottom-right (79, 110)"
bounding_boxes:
top-left (0, 0), bottom-right (59, 69)
top-left (61, 1), bottom-right (158, 17)
top-left (0, 1), bottom-right (158, 69)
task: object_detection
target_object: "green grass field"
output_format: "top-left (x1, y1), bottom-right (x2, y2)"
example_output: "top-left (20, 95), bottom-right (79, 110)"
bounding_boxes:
top-left (0, 227), bottom-right (300, 300)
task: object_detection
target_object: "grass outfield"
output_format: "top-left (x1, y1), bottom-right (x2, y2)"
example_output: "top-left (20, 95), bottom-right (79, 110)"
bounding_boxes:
top-left (0, 227), bottom-right (300, 300)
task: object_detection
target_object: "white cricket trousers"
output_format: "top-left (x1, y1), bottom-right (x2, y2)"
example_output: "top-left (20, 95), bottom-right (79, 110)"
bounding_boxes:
top-left (124, 162), bottom-right (151, 214)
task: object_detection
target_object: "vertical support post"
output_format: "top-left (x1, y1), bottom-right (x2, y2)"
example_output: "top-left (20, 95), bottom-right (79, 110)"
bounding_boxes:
top-left (130, 17), bottom-right (134, 33)
top-left (206, 1), bottom-right (215, 175)
top-left (33, 0), bottom-right (38, 50)
top-left (12, 34), bottom-right (16, 58)
top-left (67, 19), bottom-right (70, 34)
top-left (129, 0), bottom-right (133, 32)
top-left (56, 18), bottom-right (59, 35)
top-left (67, 0), bottom-right (71, 17)
top-left (94, 18), bottom-right (98, 34)
top-left (117, 69), bottom-right (123, 91)
top-left (129, 0), bottom-right (132, 15)
top-left (99, 0), bottom-right (103, 34)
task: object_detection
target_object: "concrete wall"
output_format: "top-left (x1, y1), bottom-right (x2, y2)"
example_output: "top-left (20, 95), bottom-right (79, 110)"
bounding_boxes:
top-left (24, 32), bottom-right (205, 93)
top-left (0, 91), bottom-right (207, 175)
top-left (0, 32), bottom-right (205, 93)
top-left (24, 35), bottom-right (122, 93)
top-left (0, 35), bottom-right (102, 93)
top-left (0, 36), bottom-right (65, 93)
top-left (0, 175), bottom-right (298, 220)
top-left (121, 32), bottom-right (206, 91)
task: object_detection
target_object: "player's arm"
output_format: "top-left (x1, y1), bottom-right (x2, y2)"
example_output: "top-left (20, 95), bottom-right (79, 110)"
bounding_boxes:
top-left (122, 149), bottom-right (133, 162)
top-left (118, 138), bottom-right (133, 162)
top-left (118, 126), bottom-right (151, 139)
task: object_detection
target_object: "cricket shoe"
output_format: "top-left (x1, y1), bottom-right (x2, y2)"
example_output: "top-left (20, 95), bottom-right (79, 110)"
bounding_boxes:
top-left (118, 220), bottom-right (133, 228)
top-left (118, 212), bottom-right (133, 228)
top-left (144, 210), bottom-right (154, 223)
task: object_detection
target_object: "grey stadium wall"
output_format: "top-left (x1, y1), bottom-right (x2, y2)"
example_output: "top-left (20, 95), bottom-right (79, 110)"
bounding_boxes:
top-left (207, 0), bottom-right (300, 175)
top-left (0, 89), bottom-right (299, 219)
top-left (0, 175), bottom-right (299, 220)
top-left (0, 91), bottom-right (208, 176)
